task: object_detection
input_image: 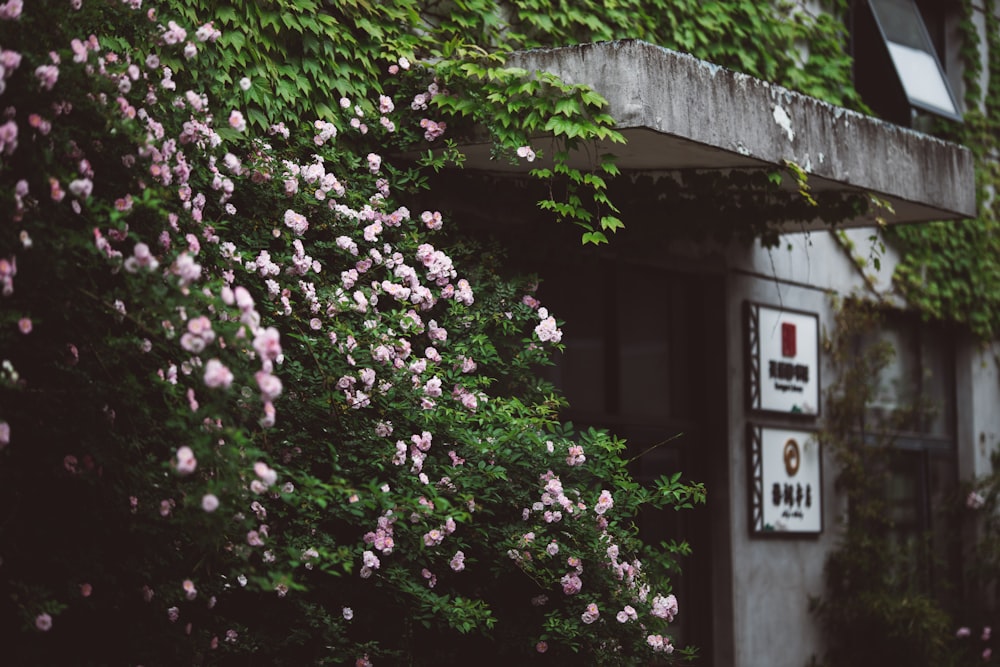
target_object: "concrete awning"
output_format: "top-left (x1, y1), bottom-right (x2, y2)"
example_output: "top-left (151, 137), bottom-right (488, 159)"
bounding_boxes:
top-left (456, 40), bottom-right (975, 227)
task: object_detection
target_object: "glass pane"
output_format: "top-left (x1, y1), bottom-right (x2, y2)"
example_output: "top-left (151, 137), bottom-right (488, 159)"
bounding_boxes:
top-left (870, 326), bottom-right (918, 414)
top-left (868, 0), bottom-right (959, 117)
top-left (865, 317), bottom-right (954, 437)
top-left (919, 327), bottom-right (954, 437)
top-left (886, 43), bottom-right (958, 115)
top-left (870, 0), bottom-right (930, 49)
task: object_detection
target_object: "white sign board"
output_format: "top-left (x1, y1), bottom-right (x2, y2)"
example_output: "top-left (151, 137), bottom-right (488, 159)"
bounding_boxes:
top-left (748, 425), bottom-right (822, 535)
top-left (746, 303), bottom-right (820, 416)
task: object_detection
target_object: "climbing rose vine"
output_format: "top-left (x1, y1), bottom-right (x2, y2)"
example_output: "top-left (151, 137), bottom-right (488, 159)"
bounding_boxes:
top-left (0, 2), bottom-right (701, 664)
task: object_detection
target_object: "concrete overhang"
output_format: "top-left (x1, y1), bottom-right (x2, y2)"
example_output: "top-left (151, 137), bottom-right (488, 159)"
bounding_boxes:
top-left (457, 40), bottom-right (976, 226)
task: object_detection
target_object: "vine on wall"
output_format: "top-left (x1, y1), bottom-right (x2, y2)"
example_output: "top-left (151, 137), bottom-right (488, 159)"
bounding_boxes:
top-left (811, 301), bottom-right (955, 667)
top-left (160, 0), bottom-right (865, 245)
top-left (889, 0), bottom-right (1000, 340)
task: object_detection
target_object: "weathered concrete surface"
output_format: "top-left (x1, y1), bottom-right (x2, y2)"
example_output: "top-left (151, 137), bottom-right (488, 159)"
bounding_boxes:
top-left (494, 39), bottom-right (976, 225)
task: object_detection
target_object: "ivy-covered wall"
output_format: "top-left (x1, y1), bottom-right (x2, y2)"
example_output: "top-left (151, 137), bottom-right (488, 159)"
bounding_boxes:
top-left (890, 0), bottom-right (1000, 340)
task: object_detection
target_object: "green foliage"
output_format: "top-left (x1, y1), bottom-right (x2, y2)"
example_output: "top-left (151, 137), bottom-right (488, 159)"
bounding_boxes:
top-left (506, 0), bottom-right (862, 109)
top-left (950, 451), bottom-right (1000, 663)
top-left (811, 301), bottom-right (955, 667)
top-left (154, 0), bottom-right (863, 247)
top-left (888, 0), bottom-right (1000, 340)
top-left (0, 2), bottom-right (705, 663)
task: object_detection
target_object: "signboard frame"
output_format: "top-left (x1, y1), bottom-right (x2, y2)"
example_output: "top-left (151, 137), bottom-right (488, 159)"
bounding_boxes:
top-left (745, 301), bottom-right (821, 418)
top-left (747, 424), bottom-right (823, 537)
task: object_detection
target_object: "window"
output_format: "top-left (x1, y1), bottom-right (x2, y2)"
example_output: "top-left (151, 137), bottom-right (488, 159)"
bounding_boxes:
top-left (852, 0), bottom-right (962, 125)
top-left (862, 316), bottom-right (959, 595)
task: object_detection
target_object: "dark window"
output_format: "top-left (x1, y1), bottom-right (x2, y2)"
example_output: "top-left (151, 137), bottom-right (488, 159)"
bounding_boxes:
top-left (862, 316), bottom-right (958, 595)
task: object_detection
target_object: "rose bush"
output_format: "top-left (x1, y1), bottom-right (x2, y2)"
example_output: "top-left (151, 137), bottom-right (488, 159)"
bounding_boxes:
top-left (0, 2), bottom-right (702, 664)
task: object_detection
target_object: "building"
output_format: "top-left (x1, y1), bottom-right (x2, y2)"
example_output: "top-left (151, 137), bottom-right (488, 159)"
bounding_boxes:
top-left (427, 1), bottom-right (997, 664)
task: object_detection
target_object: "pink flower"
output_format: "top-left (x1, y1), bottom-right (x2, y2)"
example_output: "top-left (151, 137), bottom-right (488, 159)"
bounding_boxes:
top-left (449, 550), bottom-right (465, 572)
top-left (79, 583), bottom-right (92, 597)
top-left (201, 494), bottom-right (219, 512)
top-left (957, 627), bottom-right (972, 638)
top-left (68, 178), bottom-right (93, 199)
top-left (423, 376), bottom-right (442, 397)
top-left (195, 21), bottom-right (221, 42)
top-left (560, 572), bottom-right (582, 595)
top-left (0, 120), bottom-right (17, 156)
top-left (594, 489), bottom-right (614, 515)
top-left (255, 371), bottom-right (283, 401)
top-left (283, 209), bottom-right (309, 235)
top-left (516, 145), bottom-right (536, 162)
top-left (254, 461), bottom-right (278, 487)
top-left (651, 594), bottom-right (678, 622)
top-left (34, 64), bottom-right (59, 90)
top-left (203, 359), bottom-right (233, 389)
top-left (253, 327), bottom-right (282, 362)
top-left (984, 648), bottom-right (993, 661)
top-left (968, 491), bottom-right (986, 509)
top-left (535, 641), bottom-right (547, 653)
top-left (566, 444), bottom-right (586, 466)
top-left (0, 0), bottom-right (23, 19)
top-left (228, 110), bottom-right (246, 132)
top-left (17, 317), bottom-right (30, 334)
top-left (647, 634), bottom-right (674, 654)
top-left (162, 21), bottom-right (187, 44)
top-left (343, 607), bottom-right (354, 620)
top-left (182, 579), bottom-right (197, 600)
top-left (159, 499), bottom-right (175, 517)
top-left (175, 446), bottom-right (197, 475)
top-left (983, 626), bottom-right (992, 641)
top-left (35, 612), bottom-right (52, 631)
top-left (534, 314), bottom-right (563, 343)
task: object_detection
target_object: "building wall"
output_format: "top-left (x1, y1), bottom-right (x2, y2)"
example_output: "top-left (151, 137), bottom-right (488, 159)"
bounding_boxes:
top-left (713, 228), bottom-right (1000, 666)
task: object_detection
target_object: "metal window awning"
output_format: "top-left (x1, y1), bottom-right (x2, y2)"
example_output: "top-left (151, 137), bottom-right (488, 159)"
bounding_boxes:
top-left (866, 0), bottom-right (962, 121)
top-left (453, 40), bottom-right (975, 227)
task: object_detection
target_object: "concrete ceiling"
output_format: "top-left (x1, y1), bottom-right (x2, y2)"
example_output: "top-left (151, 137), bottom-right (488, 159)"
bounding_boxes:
top-left (453, 40), bottom-right (976, 228)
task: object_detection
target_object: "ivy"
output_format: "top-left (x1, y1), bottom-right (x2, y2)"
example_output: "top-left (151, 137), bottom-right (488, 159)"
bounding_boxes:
top-left (887, 0), bottom-right (1000, 340)
top-left (157, 0), bottom-right (864, 245)
top-left (811, 301), bottom-right (955, 666)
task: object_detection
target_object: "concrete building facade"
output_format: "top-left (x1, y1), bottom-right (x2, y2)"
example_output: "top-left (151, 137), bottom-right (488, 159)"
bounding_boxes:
top-left (432, 2), bottom-right (997, 664)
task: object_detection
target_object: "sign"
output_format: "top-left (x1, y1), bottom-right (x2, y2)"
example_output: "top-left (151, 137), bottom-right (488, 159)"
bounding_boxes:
top-left (745, 302), bottom-right (820, 416)
top-left (748, 425), bottom-right (822, 535)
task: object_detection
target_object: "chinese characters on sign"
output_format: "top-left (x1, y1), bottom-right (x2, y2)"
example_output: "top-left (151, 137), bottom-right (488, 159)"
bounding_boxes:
top-left (747, 303), bottom-right (820, 416)
top-left (749, 425), bottom-right (822, 535)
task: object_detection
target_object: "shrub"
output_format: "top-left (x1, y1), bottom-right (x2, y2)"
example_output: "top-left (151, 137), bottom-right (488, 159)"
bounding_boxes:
top-left (0, 2), bottom-right (701, 664)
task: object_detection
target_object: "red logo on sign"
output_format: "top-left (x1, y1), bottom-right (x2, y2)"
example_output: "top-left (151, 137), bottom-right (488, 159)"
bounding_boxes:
top-left (781, 322), bottom-right (797, 358)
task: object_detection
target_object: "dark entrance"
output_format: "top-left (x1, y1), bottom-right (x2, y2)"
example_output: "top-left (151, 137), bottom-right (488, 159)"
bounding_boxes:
top-left (530, 251), bottom-right (728, 665)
